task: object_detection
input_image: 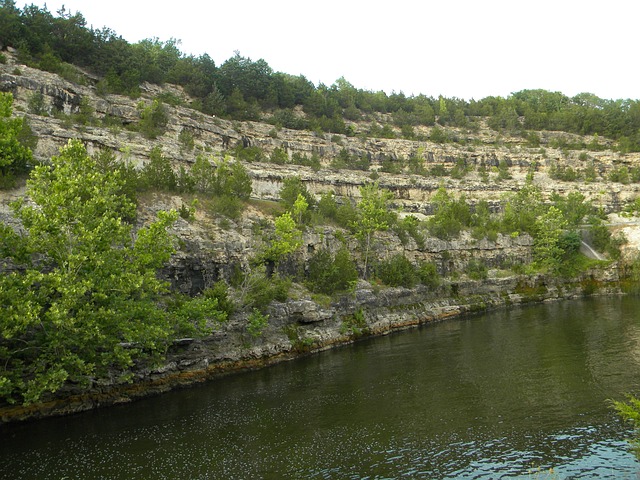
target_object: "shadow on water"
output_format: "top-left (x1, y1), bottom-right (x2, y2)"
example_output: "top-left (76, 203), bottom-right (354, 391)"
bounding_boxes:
top-left (2, 297), bottom-right (640, 479)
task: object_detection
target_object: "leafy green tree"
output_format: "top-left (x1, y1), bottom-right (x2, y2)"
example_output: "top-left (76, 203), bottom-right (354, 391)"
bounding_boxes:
top-left (263, 211), bottom-right (303, 264)
top-left (141, 146), bottom-right (177, 191)
top-left (190, 154), bottom-right (216, 193)
top-left (0, 92), bottom-right (33, 180)
top-left (352, 182), bottom-right (394, 277)
top-left (0, 140), bottom-right (224, 405)
top-left (212, 157), bottom-right (252, 199)
top-left (375, 254), bottom-right (418, 288)
top-left (551, 191), bottom-right (593, 227)
top-left (428, 186), bottom-right (471, 239)
top-left (613, 395), bottom-right (640, 458)
top-left (307, 247), bottom-right (358, 295)
top-left (137, 99), bottom-right (168, 139)
top-left (501, 184), bottom-right (544, 235)
top-left (533, 206), bottom-right (568, 272)
top-left (292, 193), bottom-right (309, 225)
top-left (280, 176), bottom-right (315, 211)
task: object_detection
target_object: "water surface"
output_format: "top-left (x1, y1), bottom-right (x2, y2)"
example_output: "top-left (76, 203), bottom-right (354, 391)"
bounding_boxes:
top-left (2, 297), bottom-right (640, 479)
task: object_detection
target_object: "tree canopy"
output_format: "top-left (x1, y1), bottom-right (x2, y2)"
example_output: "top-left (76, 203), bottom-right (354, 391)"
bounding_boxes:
top-left (0, 139), bottom-right (224, 405)
top-left (1, 3), bottom-right (639, 146)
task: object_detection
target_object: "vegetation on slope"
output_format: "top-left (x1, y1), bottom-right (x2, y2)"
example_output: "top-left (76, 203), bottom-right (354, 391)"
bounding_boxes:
top-left (0, 2), bottom-right (639, 410)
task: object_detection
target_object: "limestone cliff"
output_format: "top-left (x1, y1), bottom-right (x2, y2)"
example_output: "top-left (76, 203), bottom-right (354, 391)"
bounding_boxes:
top-left (0, 49), bottom-right (638, 423)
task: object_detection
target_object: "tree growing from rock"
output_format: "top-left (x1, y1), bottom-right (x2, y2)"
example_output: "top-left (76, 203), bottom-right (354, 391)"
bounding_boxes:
top-left (351, 182), bottom-right (393, 278)
top-left (0, 139), bottom-right (224, 405)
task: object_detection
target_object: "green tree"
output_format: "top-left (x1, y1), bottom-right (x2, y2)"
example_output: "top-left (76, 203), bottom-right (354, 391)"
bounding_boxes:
top-left (352, 182), bottom-right (393, 277)
top-left (137, 99), bottom-right (168, 139)
top-left (141, 146), bottom-right (176, 191)
top-left (428, 186), bottom-right (472, 239)
top-left (263, 211), bottom-right (303, 265)
top-left (279, 176), bottom-right (315, 211)
top-left (0, 140), bottom-right (224, 405)
top-left (307, 247), bottom-right (358, 295)
top-left (0, 92), bottom-right (33, 180)
top-left (533, 206), bottom-right (568, 272)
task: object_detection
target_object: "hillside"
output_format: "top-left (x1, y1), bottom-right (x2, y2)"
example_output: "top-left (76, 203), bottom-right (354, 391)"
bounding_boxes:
top-left (1, 46), bottom-right (640, 422)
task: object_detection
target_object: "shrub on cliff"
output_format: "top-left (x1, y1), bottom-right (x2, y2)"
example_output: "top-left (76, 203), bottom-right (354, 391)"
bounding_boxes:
top-left (0, 140), bottom-right (226, 405)
top-left (0, 92), bottom-right (33, 186)
top-left (307, 248), bottom-right (358, 295)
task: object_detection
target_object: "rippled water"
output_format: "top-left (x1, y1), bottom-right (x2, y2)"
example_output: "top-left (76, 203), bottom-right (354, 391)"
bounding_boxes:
top-left (2, 297), bottom-right (640, 479)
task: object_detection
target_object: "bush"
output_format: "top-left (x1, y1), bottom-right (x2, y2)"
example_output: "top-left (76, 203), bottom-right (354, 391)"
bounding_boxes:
top-left (428, 187), bottom-right (471, 239)
top-left (141, 146), bottom-right (177, 191)
top-left (375, 254), bottom-right (418, 288)
top-left (418, 262), bottom-right (440, 288)
top-left (307, 248), bottom-right (358, 295)
top-left (247, 309), bottom-right (269, 338)
top-left (609, 166), bottom-right (630, 184)
top-left (465, 259), bottom-right (488, 280)
top-left (280, 176), bottom-right (315, 210)
top-left (137, 100), bottom-right (168, 139)
top-left (393, 215), bottom-right (425, 249)
top-left (242, 270), bottom-right (291, 313)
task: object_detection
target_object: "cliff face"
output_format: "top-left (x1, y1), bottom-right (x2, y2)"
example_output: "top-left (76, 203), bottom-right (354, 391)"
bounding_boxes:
top-left (0, 50), bottom-right (637, 422)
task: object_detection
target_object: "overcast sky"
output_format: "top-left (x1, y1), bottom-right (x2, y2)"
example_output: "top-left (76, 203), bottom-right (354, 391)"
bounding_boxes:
top-left (25, 0), bottom-right (639, 100)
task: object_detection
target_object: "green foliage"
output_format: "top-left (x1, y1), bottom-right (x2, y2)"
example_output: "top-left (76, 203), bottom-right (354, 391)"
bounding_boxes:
top-left (0, 92), bottom-right (33, 181)
top-left (279, 176), bottom-right (315, 211)
top-left (317, 190), bottom-right (338, 221)
top-left (428, 186), bottom-right (472, 239)
top-left (331, 148), bottom-right (370, 171)
top-left (178, 128), bottom-right (195, 152)
top-left (351, 182), bottom-right (394, 277)
top-left (471, 201), bottom-right (499, 241)
top-left (465, 259), bottom-right (488, 280)
top-left (233, 144), bottom-right (265, 162)
top-left (203, 281), bottom-right (235, 316)
top-left (212, 157), bottom-right (252, 199)
top-left (340, 308), bottom-right (369, 337)
top-left (551, 191), bottom-right (593, 227)
top-left (393, 215), bottom-right (426, 249)
top-left (613, 395), bottom-right (640, 458)
top-left (429, 125), bottom-right (449, 143)
top-left (141, 146), bottom-right (177, 191)
top-left (269, 147), bottom-right (288, 164)
top-left (375, 254), bottom-right (419, 288)
top-left (27, 91), bottom-right (47, 115)
top-left (291, 193), bottom-right (309, 225)
top-left (418, 262), bottom-right (440, 288)
top-left (497, 159), bottom-right (512, 180)
top-left (238, 266), bottom-right (291, 312)
top-left (263, 212), bottom-right (303, 264)
top-left (306, 247), bottom-right (358, 295)
top-left (549, 162), bottom-right (579, 181)
top-left (136, 99), bottom-right (168, 139)
top-left (247, 309), bottom-right (269, 338)
top-left (608, 166), bottom-right (630, 184)
top-left (290, 151), bottom-right (321, 170)
top-left (501, 184), bottom-right (544, 235)
top-left (533, 206), bottom-right (568, 272)
top-left (0, 140), bottom-right (223, 405)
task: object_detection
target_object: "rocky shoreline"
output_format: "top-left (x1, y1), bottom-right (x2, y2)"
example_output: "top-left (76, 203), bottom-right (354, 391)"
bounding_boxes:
top-left (0, 267), bottom-right (621, 424)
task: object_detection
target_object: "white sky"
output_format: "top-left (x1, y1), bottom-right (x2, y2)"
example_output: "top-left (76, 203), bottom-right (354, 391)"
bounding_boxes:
top-left (26, 0), bottom-right (639, 100)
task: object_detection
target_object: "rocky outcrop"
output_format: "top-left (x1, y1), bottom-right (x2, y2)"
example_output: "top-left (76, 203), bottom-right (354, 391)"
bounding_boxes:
top-left (0, 50), bottom-right (636, 423)
top-left (2, 50), bottom-right (640, 215)
top-left (0, 266), bottom-right (621, 424)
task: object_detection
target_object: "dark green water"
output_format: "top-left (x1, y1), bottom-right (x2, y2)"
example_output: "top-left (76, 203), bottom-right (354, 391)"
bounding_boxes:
top-left (2, 297), bottom-right (640, 479)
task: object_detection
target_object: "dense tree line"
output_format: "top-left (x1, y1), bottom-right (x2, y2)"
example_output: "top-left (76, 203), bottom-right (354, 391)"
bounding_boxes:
top-left (1, 2), bottom-right (639, 146)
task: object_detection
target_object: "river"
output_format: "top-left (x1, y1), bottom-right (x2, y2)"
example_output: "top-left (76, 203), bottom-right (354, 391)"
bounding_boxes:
top-left (2, 297), bottom-right (640, 479)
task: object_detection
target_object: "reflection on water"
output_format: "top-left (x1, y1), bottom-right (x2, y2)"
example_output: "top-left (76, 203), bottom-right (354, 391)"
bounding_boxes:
top-left (2, 297), bottom-right (640, 479)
